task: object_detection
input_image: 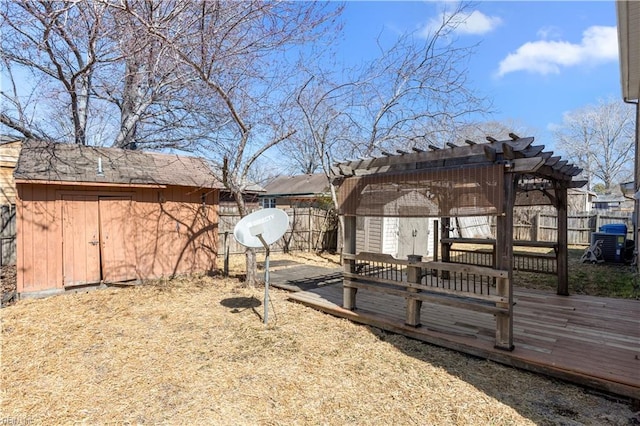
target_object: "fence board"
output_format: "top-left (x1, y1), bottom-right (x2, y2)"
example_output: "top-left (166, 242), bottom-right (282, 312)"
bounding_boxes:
top-left (1, 204), bottom-right (16, 266)
top-left (490, 212), bottom-right (632, 245)
top-left (218, 206), bottom-right (337, 255)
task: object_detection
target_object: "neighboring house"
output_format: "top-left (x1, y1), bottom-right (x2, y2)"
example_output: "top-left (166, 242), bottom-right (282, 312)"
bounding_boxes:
top-left (620, 181), bottom-right (635, 199)
top-left (14, 141), bottom-right (224, 298)
top-left (0, 137), bottom-right (21, 266)
top-left (0, 137), bottom-right (22, 205)
top-left (592, 193), bottom-right (634, 212)
top-left (260, 173), bottom-right (331, 208)
top-left (568, 187), bottom-right (596, 213)
top-left (217, 181), bottom-right (265, 256)
top-left (259, 173), bottom-right (338, 252)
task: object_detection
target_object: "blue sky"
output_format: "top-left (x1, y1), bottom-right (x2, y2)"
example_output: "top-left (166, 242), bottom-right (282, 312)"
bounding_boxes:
top-left (337, 1), bottom-right (621, 148)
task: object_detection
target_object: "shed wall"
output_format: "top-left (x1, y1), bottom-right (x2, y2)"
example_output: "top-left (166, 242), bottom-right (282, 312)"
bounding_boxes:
top-left (17, 183), bottom-right (218, 295)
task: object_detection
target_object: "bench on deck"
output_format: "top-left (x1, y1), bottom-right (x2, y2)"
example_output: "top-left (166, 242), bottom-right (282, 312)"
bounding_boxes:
top-left (342, 252), bottom-right (514, 350)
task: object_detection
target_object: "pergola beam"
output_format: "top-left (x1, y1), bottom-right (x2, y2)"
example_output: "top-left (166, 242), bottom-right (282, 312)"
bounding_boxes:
top-left (336, 137), bottom-right (534, 173)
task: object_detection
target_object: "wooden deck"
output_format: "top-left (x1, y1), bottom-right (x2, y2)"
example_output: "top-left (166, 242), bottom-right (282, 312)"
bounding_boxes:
top-left (288, 283), bottom-right (640, 401)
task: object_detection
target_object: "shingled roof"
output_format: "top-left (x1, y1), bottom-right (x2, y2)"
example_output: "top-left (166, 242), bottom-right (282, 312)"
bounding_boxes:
top-left (14, 140), bottom-right (224, 189)
top-left (262, 173), bottom-right (330, 197)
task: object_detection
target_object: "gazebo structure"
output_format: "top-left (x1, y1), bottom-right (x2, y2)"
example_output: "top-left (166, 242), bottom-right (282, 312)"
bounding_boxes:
top-left (331, 135), bottom-right (585, 350)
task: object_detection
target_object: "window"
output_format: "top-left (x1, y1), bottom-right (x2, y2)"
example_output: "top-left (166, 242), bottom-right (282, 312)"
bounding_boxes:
top-left (261, 198), bottom-right (276, 209)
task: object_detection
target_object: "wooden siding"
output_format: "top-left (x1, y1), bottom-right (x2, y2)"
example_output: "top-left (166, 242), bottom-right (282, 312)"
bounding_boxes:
top-left (17, 183), bottom-right (218, 295)
top-left (356, 216), bottom-right (382, 253)
top-left (1, 204), bottom-right (16, 265)
top-left (0, 141), bottom-right (21, 205)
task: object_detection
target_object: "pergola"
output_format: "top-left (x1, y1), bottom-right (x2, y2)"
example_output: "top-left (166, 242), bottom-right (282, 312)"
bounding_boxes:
top-left (332, 135), bottom-right (584, 350)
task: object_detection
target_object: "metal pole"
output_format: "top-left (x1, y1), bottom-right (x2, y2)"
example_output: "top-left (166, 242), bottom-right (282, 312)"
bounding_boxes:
top-left (256, 234), bottom-right (270, 324)
top-left (223, 231), bottom-right (229, 277)
top-left (264, 248), bottom-right (270, 324)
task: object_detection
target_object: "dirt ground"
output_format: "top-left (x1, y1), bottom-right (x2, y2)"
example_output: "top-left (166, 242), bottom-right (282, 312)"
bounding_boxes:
top-left (1, 252), bottom-right (638, 425)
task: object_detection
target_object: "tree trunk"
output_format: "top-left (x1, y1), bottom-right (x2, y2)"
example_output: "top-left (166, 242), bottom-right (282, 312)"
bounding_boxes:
top-left (232, 185), bottom-right (259, 288)
top-left (245, 247), bottom-right (258, 287)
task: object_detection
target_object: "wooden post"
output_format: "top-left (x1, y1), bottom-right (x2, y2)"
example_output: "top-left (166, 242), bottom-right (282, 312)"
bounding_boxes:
top-left (343, 215), bottom-right (357, 310)
top-left (533, 212), bottom-right (541, 242)
top-left (556, 183), bottom-right (569, 296)
top-left (405, 254), bottom-right (423, 327)
top-left (441, 218), bottom-right (450, 262)
top-left (495, 173), bottom-right (515, 351)
top-left (433, 220), bottom-right (439, 261)
top-left (308, 207), bottom-right (313, 252)
top-left (492, 241), bottom-right (497, 269)
top-left (441, 218), bottom-right (450, 280)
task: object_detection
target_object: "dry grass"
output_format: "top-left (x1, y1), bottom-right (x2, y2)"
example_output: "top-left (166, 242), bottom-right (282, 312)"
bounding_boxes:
top-left (1, 263), bottom-right (635, 425)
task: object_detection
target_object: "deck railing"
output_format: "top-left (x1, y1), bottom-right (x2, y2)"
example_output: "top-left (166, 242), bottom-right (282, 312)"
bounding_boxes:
top-left (342, 251), bottom-right (513, 350)
top-left (443, 238), bottom-right (557, 275)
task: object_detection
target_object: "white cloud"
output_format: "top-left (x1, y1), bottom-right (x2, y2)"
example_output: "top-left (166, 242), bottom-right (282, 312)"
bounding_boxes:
top-left (455, 10), bottom-right (503, 35)
top-left (420, 10), bottom-right (502, 37)
top-left (497, 25), bottom-right (618, 77)
top-left (536, 26), bottom-right (562, 40)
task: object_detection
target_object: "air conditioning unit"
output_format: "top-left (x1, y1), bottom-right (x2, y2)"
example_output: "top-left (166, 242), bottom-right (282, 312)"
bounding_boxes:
top-left (590, 232), bottom-right (626, 263)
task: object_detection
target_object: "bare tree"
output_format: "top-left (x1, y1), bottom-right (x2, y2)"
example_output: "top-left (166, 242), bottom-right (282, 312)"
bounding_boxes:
top-left (1, 1), bottom-right (204, 150)
top-left (554, 98), bottom-right (635, 190)
top-left (2, 0), bottom-right (343, 286)
top-left (111, 1), bottom-right (342, 285)
top-left (280, 2), bottom-right (490, 254)
top-left (0, 1), bottom-right (111, 144)
top-left (354, 3), bottom-right (489, 155)
top-left (285, 2), bottom-right (491, 172)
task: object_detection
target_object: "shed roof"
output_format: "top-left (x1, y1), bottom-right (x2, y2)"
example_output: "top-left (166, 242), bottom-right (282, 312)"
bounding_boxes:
top-left (262, 173), bottom-right (330, 197)
top-left (14, 141), bottom-right (224, 189)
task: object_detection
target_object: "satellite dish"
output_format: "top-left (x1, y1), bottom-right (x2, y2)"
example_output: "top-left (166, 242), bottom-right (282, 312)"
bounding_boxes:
top-left (233, 208), bottom-right (289, 248)
top-left (233, 208), bottom-right (289, 325)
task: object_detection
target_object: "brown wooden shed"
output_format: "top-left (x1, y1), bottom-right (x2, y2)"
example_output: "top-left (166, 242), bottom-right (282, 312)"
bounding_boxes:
top-left (15, 141), bottom-right (223, 298)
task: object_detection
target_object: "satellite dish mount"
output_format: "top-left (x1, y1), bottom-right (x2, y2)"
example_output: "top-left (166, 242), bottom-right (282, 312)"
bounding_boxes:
top-left (233, 208), bottom-right (289, 324)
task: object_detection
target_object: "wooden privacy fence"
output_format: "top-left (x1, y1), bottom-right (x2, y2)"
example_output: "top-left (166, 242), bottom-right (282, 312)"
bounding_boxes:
top-left (1, 204), bottom-right (16, 266)
top-left (218, 206), bottom-right (337, 256)
top-left (490, 212), bottom-right (633, 244)
top-left (342, 252), bottom-right (513, 350)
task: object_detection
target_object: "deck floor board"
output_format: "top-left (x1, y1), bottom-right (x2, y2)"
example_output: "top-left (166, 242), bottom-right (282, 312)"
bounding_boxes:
top-left (288, 283), bottom-right (640, 400)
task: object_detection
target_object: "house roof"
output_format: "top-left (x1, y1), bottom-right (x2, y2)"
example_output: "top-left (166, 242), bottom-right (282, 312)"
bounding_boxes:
top-left (617, 1), bottom-right (640, 101)
top-left (568, 187), bottom-right (596, 196)
top-left (262, 173), bottom-right (330, 197)
top-left (14, 140), bottom-right (225, 189)
top-left (593, 193), bottom-right (627, 203)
